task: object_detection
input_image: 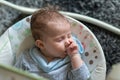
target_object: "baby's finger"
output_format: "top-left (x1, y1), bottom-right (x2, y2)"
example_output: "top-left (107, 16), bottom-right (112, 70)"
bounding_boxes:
top-left (67, 44), bottom-right (78, 54)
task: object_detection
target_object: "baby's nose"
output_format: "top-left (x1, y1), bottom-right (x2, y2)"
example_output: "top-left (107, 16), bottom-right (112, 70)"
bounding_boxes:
top-left (65, 39), bottom-right (72, 48)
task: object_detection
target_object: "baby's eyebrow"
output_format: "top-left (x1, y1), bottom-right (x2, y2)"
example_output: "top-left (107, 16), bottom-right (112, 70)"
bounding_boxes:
top-left (55, 35), bottom-right (64, 39)
top-left (54, 31), bottom-right (71, 38)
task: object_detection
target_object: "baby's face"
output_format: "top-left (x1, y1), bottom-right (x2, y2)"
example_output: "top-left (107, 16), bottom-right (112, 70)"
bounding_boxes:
top-left (42, 21), bottom-right (73, 59)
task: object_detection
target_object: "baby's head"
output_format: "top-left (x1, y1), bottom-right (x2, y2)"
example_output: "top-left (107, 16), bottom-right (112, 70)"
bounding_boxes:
top-left (31, 8), bottom-right (73, 60)
top-left (31, 8), bottom-right (69, 41)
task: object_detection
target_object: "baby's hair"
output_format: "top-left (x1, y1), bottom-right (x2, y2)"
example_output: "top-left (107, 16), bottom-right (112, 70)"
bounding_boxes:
top-left (31, 7), bottom-right (69, 41)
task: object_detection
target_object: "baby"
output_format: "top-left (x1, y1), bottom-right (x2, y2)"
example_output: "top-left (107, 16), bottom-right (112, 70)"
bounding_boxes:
top-left (14, 7), bottom-right (90, 80)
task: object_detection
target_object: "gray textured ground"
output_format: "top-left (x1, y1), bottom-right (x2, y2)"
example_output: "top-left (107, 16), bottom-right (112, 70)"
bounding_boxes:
top-left (0, 0), bottom-right (120, 75)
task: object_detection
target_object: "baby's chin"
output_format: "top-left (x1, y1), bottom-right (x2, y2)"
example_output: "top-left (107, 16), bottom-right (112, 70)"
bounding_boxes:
top-left (60, 54), bottom-right (68, 59)
top-left (56, 52), bottom-right (68, 59)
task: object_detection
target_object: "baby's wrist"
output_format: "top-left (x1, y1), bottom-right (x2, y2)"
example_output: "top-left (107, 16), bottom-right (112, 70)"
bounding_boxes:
top-left (70, 53), bottom-right (83, 69)
top-left (69, 53), bottom-right (81, 59)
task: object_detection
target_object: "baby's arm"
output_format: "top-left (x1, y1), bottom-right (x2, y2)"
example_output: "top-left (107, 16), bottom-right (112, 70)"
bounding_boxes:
top-left (66, 40), bottom-right (83, 69)
top-left (67, 40), bottom-right (90, 80)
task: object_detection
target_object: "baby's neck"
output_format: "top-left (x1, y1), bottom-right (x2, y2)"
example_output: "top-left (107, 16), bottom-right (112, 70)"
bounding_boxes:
top-left (45, 57), bottom-right (55, 63)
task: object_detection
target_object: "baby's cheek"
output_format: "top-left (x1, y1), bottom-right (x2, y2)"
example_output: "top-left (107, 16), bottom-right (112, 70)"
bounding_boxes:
top-left (57, 43), bottom-right (66, 51)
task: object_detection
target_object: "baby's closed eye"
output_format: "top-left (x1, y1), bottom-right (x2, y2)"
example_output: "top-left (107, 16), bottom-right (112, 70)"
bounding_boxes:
top-left (55, 37), bottom-right (64, 42)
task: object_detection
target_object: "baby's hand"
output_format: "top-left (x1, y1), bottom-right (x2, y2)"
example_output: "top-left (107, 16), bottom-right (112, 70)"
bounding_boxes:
top-left (66, 40), bottom-right (79, 58)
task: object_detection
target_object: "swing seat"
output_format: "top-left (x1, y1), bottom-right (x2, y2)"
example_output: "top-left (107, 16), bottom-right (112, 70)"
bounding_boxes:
top-left (0, 15), bottom-right (106, 80)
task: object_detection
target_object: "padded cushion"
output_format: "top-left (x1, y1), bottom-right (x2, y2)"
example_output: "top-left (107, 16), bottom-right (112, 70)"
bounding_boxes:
top-left (0, 15), bottom-right (106, 80)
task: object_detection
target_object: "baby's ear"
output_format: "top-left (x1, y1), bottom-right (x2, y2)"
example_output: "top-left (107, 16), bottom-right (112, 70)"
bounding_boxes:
top-left (35, 40), bottom-right (44, 49)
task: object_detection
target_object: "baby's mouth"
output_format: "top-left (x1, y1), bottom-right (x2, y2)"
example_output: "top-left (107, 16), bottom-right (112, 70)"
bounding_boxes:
top-left (65, 50), bottom-right (67, 54)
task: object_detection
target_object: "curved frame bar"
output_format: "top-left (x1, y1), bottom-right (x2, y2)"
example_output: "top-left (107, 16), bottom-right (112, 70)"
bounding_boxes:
top-left (0, 0), bottom-right (120, 35)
